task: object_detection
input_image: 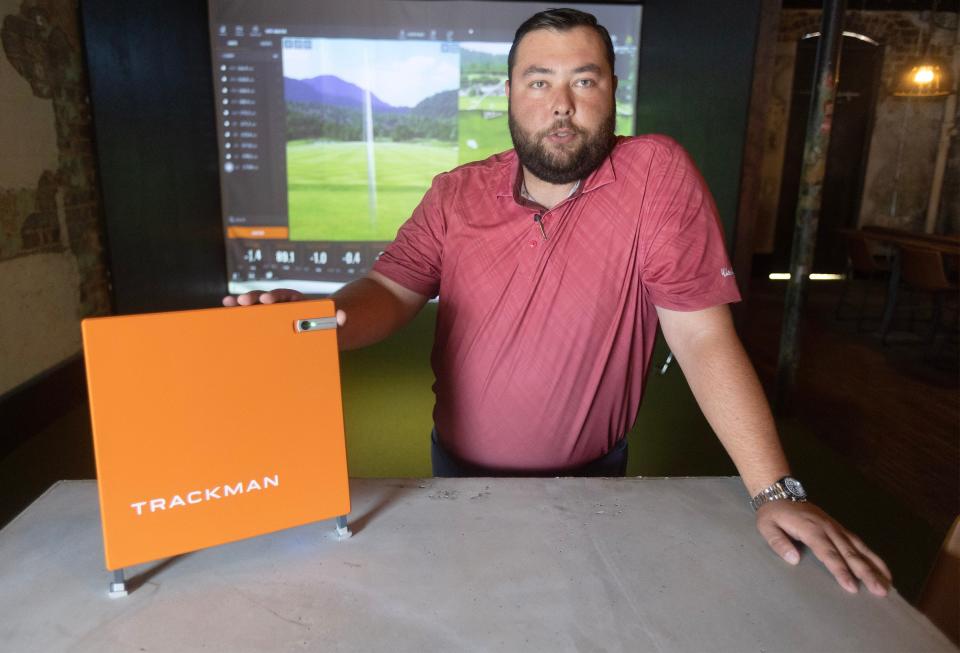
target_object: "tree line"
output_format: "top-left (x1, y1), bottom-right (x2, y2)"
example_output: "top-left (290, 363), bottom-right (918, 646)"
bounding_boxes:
top-left (287, 101), bottom-right (456, 143)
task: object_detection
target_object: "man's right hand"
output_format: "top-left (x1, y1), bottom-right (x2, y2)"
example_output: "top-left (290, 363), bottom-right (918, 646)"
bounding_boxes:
top-left (222, 289), bottom-right (348, 327)
top-left (221, 289), bottom-right (305, 307)
top-left (222, 273), bottom-right (426, 350)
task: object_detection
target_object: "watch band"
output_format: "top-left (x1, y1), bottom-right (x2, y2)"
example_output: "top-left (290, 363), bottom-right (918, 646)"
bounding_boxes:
top-left (750, 476), bottom-right (808, 512)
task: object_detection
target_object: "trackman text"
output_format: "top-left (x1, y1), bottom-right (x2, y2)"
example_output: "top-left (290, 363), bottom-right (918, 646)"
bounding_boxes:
top-left (129, 475), bottom-right (280, 516)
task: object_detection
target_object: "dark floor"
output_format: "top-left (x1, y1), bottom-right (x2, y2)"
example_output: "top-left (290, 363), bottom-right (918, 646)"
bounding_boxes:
top-left (740, 277), bottom-right (959, 536)
top-left (736, 276), bottom-right (958, 603)
top-left (1, 276), bottom-right (956, 605)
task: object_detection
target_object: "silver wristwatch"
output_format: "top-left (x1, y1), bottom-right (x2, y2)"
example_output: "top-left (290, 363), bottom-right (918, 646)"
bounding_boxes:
top-left (750, 476), bottom-right (807, 512)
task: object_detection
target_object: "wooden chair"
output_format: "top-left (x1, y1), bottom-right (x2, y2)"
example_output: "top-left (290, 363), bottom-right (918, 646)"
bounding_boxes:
top-left (894, 245), bottom-right (959, 355)
top-left (835, 230), bottom-right (890, 330)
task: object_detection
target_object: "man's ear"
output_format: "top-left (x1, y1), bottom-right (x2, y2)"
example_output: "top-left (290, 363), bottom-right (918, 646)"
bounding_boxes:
top-left (613, 75), bottom-right (618, 93)
top-left (505, 78), bottom-right (511, 99)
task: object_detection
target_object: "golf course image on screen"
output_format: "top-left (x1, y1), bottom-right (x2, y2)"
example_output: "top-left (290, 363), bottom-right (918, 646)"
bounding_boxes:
top-left (284, 38), bottom-right (461, 241)
top-left (457, 43), bottom-right (512, 165)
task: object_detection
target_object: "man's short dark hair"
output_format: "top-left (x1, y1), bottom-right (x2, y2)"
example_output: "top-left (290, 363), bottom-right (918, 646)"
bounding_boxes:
top-left (507, 8), bottom-right (615, 81)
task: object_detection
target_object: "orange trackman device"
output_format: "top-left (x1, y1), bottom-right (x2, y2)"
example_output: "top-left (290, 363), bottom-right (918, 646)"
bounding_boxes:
top-left (81, 300), bottom-right (350, 585)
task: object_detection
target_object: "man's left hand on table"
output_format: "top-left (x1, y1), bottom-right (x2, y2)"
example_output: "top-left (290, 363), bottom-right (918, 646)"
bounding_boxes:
top-left (755, 500), bottom-right (892, 597)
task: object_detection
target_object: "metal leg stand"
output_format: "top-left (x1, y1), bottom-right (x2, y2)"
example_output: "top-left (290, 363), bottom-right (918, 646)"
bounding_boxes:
top-left (335, 515), bottom-right (352, 540)
top-left (878, 250), bottom-right (901, 345)
top-left (108, 569), bottom-right (128, 598)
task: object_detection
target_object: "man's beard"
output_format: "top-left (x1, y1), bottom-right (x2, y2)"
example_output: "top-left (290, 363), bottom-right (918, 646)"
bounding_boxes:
top-left (508, 107), bottom-right (616, 185)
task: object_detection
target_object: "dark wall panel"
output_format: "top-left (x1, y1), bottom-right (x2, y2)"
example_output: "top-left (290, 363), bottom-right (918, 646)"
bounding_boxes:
top-left (635, 0), bottom-right (761, 244)
top-left (81, 0), bottom-right (226, 314)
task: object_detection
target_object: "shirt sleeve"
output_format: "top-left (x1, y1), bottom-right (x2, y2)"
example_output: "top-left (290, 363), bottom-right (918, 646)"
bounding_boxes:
top-left (371, 174), bottom-right (447, 299)
top-left (641, 142), bottom-right (742, 311)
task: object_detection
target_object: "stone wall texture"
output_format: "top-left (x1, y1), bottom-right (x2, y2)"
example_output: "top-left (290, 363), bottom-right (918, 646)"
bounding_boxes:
top-left (756, 9), bottom-right (959, 252)
top-left (0, 0), bottom-right (110, 395)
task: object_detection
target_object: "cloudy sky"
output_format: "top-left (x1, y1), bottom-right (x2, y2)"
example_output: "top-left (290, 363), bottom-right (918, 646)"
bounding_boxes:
top-left (283, 38), bottom-right (459, 108)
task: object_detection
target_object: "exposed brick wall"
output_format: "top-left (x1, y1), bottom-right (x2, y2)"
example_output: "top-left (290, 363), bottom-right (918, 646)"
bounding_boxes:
top-left (0, 174), bottom-right (61, 259)
top-left (1, 0), bottom-right (109, 317)
top-left (0, 0), bottom-right (110, 394)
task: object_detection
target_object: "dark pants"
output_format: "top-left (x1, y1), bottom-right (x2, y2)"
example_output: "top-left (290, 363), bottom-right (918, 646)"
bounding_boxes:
top-left (430, 429), bottom-right (628, 478)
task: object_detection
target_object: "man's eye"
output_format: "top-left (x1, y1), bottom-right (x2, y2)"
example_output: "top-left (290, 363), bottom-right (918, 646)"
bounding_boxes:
top-left (530, 80), bottom-right (546, 89)
top-left (575, 79), bottom-right (596, 88)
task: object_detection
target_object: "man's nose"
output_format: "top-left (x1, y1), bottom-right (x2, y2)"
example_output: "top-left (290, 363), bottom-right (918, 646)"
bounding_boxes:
top-left (552, 87), bottom-right (574, 117)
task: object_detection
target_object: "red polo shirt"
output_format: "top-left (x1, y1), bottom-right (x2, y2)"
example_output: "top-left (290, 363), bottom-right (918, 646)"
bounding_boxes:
top-left (372, 135), bottom-right (741, 472)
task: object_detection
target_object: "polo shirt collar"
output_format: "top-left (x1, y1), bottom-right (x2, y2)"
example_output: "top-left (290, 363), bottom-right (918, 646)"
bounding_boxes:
top-left (495, 145), bottom-right (618, 202)
top-left (495, 154), bottom-right (521, 199)
top-left (581, 148), bottom-right (617, 194)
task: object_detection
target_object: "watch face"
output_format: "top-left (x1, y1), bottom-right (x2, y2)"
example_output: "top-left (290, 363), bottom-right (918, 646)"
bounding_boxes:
top-left (784, 477), bottom-right (806, 499)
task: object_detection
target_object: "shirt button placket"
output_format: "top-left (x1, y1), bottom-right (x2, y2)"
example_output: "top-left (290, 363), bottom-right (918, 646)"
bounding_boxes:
top-left (526, 211), bottom-right (544, 252)
top-left (518, 213), bottom-right (544, 277)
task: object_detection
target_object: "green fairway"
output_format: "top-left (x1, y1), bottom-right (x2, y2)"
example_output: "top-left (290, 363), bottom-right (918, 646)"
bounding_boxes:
top-left (458, 110), bottom-right (511, 164)
top-left (287, 140), bottom-right (457, 241)
top-left (458, 95), bottom-right (509, 112)
top-left (287, 117), bottom-right (640, 240)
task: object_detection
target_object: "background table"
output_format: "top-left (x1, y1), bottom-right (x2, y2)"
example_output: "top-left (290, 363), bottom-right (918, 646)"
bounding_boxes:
top-left (0, 478), bottom-right (953, 652)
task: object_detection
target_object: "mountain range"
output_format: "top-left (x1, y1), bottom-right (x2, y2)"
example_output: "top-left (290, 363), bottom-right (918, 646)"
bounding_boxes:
top-left (284, 75), bottom-right (407, 113)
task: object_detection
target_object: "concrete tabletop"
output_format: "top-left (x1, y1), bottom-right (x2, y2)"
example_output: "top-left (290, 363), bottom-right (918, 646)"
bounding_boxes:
top-left (0, 478), bottom-right (953, 652)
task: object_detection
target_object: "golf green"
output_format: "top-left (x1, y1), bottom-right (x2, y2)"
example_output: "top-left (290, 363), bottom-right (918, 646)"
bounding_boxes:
top-left (287, 140), bottom-right (458, 241)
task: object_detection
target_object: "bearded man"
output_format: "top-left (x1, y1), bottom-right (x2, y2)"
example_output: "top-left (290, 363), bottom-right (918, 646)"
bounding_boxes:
top-left (225, 8), bottom-right (891, 597)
